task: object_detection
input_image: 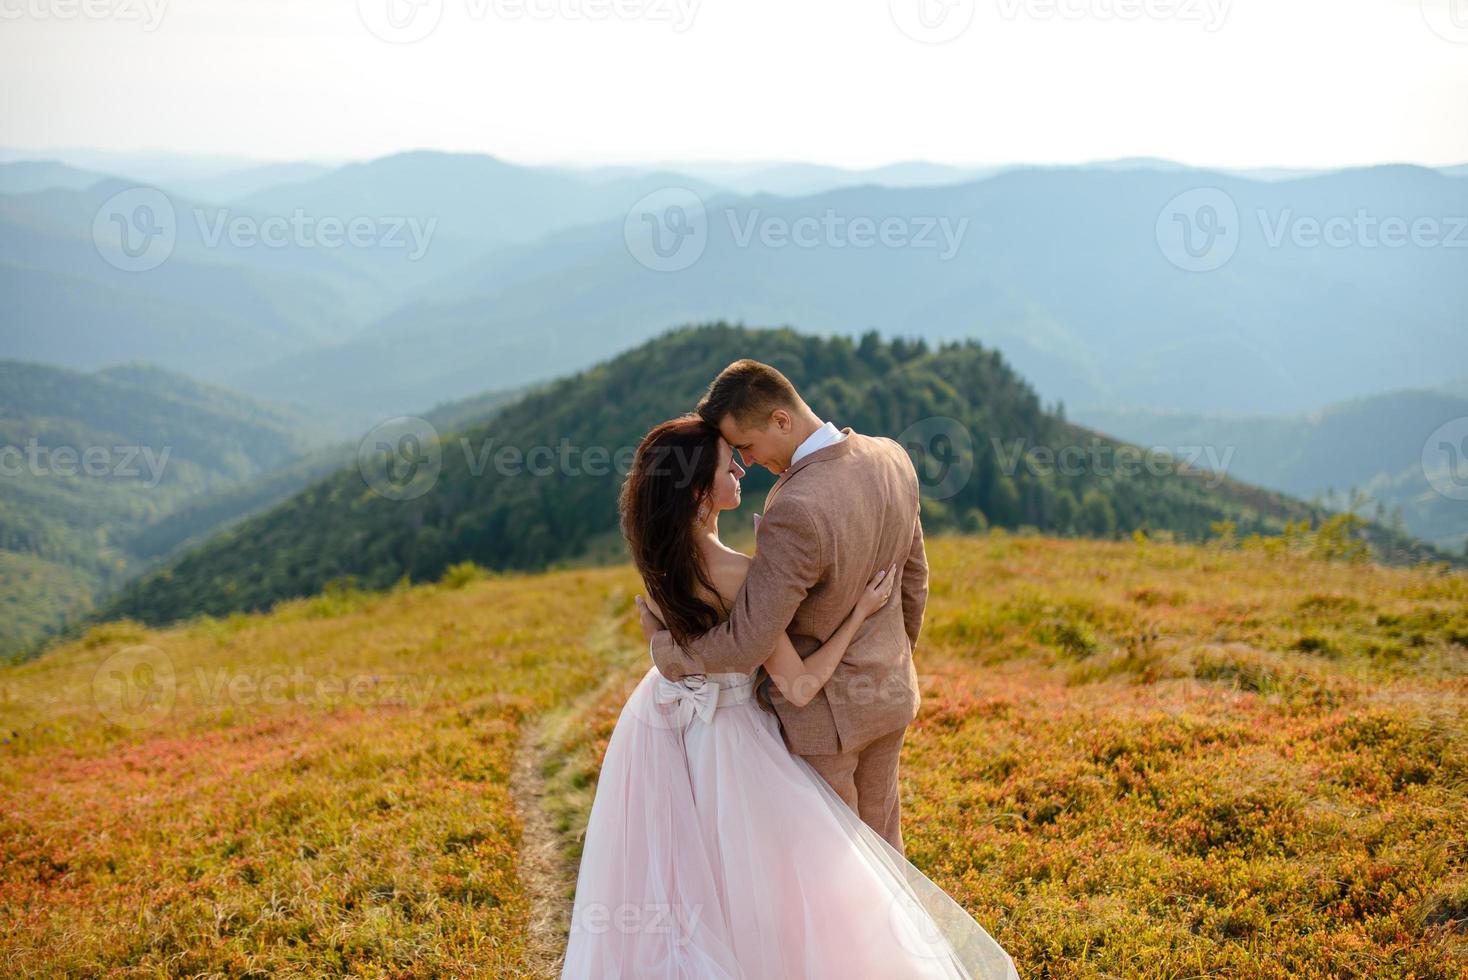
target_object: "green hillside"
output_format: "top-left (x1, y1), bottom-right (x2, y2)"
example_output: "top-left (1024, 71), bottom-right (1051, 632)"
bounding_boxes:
top-left (101, 323), bottom-right (1413, 630)
top-left (122, 385), bottom-right (526, 563)
top-left (0, 361), bottom-right (318, 657)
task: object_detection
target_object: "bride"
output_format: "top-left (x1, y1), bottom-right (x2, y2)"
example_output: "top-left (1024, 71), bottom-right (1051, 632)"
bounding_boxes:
top-left (561, 414), bottom-right (1021, 979)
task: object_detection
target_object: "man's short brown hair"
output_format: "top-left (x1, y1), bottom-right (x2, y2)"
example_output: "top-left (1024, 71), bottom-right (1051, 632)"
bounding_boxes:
top-left (696, 359), bottom-right (804, 429)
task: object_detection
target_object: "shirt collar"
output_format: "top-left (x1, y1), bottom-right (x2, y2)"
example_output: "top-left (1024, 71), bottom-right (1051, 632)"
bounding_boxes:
top-left (790, 420), bottom-right (845, 467)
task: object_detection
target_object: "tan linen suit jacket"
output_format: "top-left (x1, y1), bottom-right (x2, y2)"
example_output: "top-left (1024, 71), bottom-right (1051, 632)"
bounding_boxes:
top-left (650, 429), bottom-right (929, 756)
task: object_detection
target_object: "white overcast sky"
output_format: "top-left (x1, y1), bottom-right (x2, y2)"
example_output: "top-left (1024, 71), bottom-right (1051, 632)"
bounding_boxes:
top-left (1, 0), bottom-right (1465, 169)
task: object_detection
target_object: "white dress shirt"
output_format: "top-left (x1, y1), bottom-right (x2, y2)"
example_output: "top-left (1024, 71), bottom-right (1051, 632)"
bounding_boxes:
top-left (790, 421), bottom-right (846, 467)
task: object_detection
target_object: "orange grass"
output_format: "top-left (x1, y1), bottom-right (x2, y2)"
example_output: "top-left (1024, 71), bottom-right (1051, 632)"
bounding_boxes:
top-left (2, 533), bottom-right (1465, 977)
top-left (0, 568), bottom-right (638, 976)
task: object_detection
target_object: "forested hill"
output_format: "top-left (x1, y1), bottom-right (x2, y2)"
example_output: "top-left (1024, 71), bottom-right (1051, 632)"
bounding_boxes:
top-left (102, 323), bottom-right (1419, 628)
top-left (0, 361), bottom-right (317, 656)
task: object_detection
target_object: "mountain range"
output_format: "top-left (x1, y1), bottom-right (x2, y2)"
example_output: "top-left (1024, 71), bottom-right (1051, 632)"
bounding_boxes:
top-left (1082, 386), bottom-right (1468, 554)
top-left (4, 151), bottom-right (1465, 430)
top-left (232, 162), bottom-right (1468, 425)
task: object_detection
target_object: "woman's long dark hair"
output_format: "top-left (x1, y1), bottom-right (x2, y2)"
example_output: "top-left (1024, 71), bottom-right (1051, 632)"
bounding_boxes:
top-left (619, 415), bottom-right (728, 649)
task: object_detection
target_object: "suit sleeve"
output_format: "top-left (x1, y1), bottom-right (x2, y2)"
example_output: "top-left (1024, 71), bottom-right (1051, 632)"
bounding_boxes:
top-left (649, 499), bottom-right (823, 680)
top-left (901, 509), bottom-right (929, 655)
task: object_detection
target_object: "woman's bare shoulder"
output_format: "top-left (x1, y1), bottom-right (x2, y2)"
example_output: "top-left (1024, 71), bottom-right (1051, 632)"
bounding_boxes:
top-left (705, 547), bottom-right (752, 608)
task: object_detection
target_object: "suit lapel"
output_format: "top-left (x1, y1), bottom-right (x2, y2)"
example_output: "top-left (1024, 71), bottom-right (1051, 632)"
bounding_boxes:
top-left (765, 472), bottom-right (793, 510)
top-left (764, 427), bottom-right (856, 510)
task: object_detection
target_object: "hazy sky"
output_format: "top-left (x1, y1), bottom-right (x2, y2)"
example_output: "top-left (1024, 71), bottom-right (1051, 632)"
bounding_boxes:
top-left (2, 0), bottom-right (1465, 169)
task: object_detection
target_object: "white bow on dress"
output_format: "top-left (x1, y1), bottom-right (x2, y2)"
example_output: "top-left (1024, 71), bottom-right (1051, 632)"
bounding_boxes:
top-left (654, 676), bottom-right (721, 727)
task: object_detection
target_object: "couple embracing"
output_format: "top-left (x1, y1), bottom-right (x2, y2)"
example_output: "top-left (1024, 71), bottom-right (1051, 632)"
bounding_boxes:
top-left (561, 359), bottom-right (1020, 979)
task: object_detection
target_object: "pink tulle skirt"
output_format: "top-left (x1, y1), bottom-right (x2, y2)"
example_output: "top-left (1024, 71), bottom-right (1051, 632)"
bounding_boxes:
top-left (561, 667), bottom-right (1021, 979)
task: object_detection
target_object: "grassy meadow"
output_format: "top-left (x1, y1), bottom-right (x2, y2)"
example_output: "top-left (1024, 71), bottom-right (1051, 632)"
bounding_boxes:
top-left (1, 533), bottom-right (1465, 977)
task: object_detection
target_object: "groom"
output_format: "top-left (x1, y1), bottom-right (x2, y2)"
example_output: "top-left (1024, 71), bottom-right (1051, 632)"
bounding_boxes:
top-left (638, 358), bottom-right (928, 854)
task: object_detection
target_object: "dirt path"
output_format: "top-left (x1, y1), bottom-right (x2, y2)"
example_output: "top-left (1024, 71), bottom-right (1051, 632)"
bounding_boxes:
top-left (511, 595), bottom-right (641, 977)
top-left (510, 718), bottom-right (571, 978)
